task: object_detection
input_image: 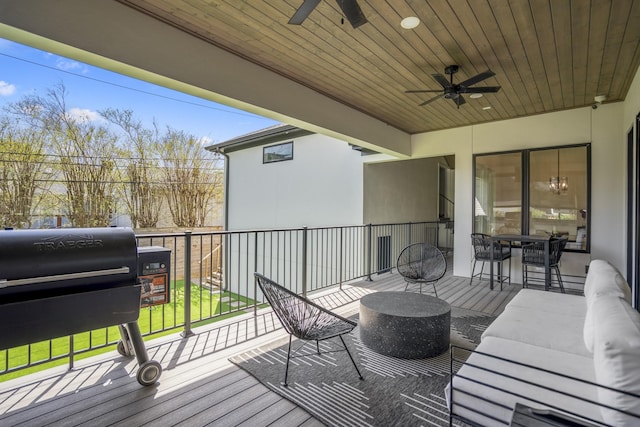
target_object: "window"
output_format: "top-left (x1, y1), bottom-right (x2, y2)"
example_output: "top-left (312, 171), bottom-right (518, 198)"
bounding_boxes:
top-left (474, 151), bottom-right (522, 235)
top-left (473, 144), bottom-right (590, 252)
top-left (263, 141), bottom-right (293, 163)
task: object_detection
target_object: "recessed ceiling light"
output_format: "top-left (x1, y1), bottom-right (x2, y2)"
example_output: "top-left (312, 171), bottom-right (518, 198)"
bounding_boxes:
top-left (401, 16), bottom-right (420, 29)
top-left (469, 93), bottom-right (483, 99)
top-left (482, 106), bottom-right (492, 110)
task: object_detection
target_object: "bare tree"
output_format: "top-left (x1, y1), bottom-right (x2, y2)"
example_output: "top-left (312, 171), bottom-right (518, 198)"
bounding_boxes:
top-left (157, 128), bottom-right (222, 227)
top-left (101, 108), bottom-right (163, 228)
top-left (11, 84), bottom-right (119, 227)
top-left (0, 117), bottom-right (52, 228)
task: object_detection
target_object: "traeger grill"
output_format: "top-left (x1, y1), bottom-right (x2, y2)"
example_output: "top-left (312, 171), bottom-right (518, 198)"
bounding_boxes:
top-left (0, 227), bottom-right (163, 386)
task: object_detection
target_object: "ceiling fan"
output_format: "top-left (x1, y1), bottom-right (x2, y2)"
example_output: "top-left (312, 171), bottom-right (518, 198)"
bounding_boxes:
top-left (406, 65), bottom-right (501, 108)
top-left (288, 0), bottom-right (368, 29)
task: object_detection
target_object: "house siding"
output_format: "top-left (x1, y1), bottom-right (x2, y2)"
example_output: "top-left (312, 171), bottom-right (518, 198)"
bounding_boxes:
top-left (227, 133), bottom-right (364, 230)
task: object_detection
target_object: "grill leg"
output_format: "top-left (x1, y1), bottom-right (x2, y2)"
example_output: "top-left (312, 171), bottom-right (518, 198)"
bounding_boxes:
top-left (123, 322), bottom-right (150, 366)
top-left (123, 321), bottom-right (162, 386)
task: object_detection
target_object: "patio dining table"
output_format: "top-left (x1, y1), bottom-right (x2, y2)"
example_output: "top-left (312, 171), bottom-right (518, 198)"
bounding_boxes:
top-left (489, 234), bottom-right (552, 291)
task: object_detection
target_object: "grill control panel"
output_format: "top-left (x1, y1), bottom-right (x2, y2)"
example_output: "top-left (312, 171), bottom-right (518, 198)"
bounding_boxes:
top-left (137, 246), bottom-right (171, 307)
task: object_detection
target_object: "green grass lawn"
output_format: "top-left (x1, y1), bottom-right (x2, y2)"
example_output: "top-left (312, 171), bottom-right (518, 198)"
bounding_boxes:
top-left (0, 280), bottom-right (258, 382)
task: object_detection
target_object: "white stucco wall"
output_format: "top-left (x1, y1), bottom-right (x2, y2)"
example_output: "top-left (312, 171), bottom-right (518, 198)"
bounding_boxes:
top-left (227, 134), bottom-right (364, 230)
top-left (412, 103), bottom-right (628, 279)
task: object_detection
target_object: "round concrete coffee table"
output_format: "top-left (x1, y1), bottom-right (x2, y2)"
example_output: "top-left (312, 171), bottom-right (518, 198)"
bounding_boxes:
top-left (359, 291), bottom-right (451, 359)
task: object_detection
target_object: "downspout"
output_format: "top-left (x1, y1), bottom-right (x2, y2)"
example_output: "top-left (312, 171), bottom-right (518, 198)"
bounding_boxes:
top-left (213, 147), bottom-right (230, 230)
top-left (213, 147), bottom-right (230, 293)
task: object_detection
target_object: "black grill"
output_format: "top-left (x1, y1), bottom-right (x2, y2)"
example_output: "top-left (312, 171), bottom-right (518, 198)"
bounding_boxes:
top-left (0, 227), bottom-right (163, 386)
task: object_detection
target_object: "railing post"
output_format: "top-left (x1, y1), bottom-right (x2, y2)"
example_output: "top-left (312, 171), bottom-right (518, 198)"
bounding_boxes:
top-left (181, 230), bottom-right (194, 338)
top-left (302, 227), bottom-right (308, 297)
top-left (253, 231), bottom-right (258, 316)
top-left (408, 221), bottom-right (412, 246)
top-left (69, 335), bottom-right (74, 370)
top-left (339, 227), bottom-right (343, 290)
top-left (366, 224), bottom-right (372, 281)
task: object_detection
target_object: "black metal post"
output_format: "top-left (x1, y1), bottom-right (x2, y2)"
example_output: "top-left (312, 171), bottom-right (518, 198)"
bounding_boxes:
top-left (366, 224), bottom-right (372, 281)
top-left (339, 227), bottom-right (343, 290)
top-left (69, 335), bottom-right (74, 369)
top-left (302, 227), bottom-right (308, 297)
top-left (254, 231), bottom-right (258, 316)
top-left (181, 231), bottom-right (194, 337)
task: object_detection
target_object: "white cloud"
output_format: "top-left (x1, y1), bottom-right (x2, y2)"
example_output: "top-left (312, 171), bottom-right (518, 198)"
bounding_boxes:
top-left (56, 58), bottom-right (88, 73)
top-left (0, 81), bottom-right (16, 96)
top-left (67, 108), bottom-right (102, 123)
top-left (198, 136), bottom-right (214, 146)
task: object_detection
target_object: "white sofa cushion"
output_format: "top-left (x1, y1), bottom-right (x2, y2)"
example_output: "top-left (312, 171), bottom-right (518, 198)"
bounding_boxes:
top-left (506, 289), bottom-right (586, 317)
top-left (449, 336), bottom-right (601, 426)
top-left (584, 260), bottom-right (633, 352)
top-left (584, 259), bottom-right (631, 303)
top-left (592, 295), bottom-right (640, 426)
top-left (481, 304), bottom-right (590, 357)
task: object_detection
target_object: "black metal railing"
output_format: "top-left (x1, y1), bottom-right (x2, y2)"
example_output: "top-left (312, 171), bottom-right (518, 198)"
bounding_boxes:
top-left (0, 220), bottom-right (453, 377)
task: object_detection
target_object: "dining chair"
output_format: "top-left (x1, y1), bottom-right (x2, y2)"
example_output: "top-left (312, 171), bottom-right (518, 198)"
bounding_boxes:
top-left (254, 273), bottom-right (363, 386)
top-left (522, 237), bottom-right (568, 293)
top-left (470, 233), bottom-right (512, 290)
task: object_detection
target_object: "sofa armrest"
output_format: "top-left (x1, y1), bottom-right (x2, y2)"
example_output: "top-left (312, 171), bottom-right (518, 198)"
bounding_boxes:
top-left (512, 403), bottom-right (603, 427)
top-left (449, 345), bottom-right (640, 427)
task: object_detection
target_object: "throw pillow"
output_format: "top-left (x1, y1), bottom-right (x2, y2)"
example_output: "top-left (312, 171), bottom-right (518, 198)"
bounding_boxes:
top-left (592, 295), bottom-right (640, 426)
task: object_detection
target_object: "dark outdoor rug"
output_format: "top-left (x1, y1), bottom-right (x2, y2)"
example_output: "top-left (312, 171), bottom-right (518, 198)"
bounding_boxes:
top-left (229, 306), bottom-right (495, 427)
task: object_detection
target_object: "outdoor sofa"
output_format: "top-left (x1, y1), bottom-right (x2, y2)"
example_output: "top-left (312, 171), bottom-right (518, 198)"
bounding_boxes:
top-left (448, 259), bottom-right (640, 426)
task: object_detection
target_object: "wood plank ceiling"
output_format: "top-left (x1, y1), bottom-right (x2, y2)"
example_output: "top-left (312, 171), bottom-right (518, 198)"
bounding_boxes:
top-left (118, 0), bottom-right (640, 135)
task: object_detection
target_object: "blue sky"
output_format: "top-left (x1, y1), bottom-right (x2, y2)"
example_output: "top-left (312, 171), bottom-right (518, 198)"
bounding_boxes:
top-left (0, 38), bottom-right (280, 144)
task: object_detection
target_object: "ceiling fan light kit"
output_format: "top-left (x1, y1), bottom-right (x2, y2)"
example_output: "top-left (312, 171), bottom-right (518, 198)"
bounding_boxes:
top-left (289, 0), bottom-right (367, 28)
top-left (406, 65), bottom-right (501, 108)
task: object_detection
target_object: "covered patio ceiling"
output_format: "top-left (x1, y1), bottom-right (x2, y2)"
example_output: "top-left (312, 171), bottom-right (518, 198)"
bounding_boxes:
top-left (117, 0), bottom-right (640, 134)
top-left (0, 1), bottom-right (639, 155)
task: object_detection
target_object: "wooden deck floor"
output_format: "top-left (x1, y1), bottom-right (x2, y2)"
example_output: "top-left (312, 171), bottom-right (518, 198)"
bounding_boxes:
top-left (0, 270), bottom-right (520, 426)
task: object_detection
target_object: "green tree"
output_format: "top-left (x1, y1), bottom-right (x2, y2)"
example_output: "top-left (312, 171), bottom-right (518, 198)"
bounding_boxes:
top-left (157, 128), bottom-right (222, 227)
top-left (101, 108), bottom-right (163, 228)
top-left (12, 84), bottom-right (119, 227)
top-left (0, 117), bottom-right (52, 228)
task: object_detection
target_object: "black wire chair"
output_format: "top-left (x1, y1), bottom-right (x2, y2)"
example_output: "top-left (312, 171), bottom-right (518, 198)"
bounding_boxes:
top-left (522, 237), bottom-right (568, 293)
top-left (254, 273), bottom-right (363, 386)
top-left (396, 242), bottom-right (447, 296)
top-left (470, 233), bottom-right (512, 289)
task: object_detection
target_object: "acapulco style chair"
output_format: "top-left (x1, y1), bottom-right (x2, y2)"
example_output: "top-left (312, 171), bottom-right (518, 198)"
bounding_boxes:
top-left (396, 242), bottom-right (447, 296)
top-left (254, 273), bottom-right (363, 386)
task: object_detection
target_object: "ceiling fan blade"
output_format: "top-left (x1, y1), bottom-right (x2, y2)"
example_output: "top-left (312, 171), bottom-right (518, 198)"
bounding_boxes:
top-left (336, 0), bottom-right (367, 28)
top-left (460, 86), bottom-right (501, 93)
top-left (432, 73), bottom-right (452, 89)
top-left (458, 70), bottom-right (495, 88)
top-left (419, 94), bottom-right (444, 107)
top-left (405, 89), bottom-right (443, 94)
top-left (289, 0), bottom-right (322, 25)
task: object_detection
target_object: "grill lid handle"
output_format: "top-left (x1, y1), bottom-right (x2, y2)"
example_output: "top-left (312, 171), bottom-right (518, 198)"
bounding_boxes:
top-left (0, 266), bottom-right (131, 288)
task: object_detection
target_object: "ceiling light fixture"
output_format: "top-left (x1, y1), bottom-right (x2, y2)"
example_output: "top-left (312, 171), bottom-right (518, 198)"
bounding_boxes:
top-left (549, 149), bottom-right (568, 194)
top-left (482, 106), bottom-right (492, 110)
top-left (469, 93), bottom-right (483, 99)
top-left (401, 16), bottom-right (420, 29)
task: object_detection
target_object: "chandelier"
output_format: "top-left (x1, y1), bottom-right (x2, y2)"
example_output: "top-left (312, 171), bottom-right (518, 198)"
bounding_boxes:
top-left (549, 149), bottom-right (568, 194)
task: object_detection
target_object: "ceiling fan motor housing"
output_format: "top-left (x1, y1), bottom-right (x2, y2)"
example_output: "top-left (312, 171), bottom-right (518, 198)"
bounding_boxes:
top-left (445, 65), bottom-right (459, 75)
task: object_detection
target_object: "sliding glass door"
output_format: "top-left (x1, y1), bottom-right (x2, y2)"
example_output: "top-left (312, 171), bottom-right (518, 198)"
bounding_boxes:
top-left (474, 144), bottom-right (590, 252)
